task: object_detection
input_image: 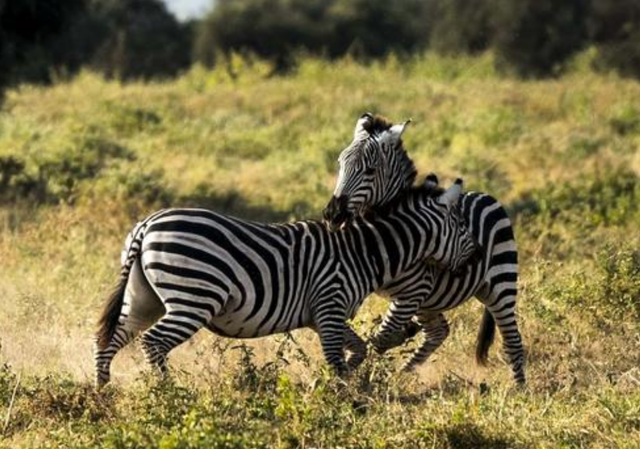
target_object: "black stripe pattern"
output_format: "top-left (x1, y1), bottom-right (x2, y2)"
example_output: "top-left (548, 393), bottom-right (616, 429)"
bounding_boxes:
top-left (324, 114), bottom-right (525, 385)
top-left (93, 181), bottom-right (477, 387)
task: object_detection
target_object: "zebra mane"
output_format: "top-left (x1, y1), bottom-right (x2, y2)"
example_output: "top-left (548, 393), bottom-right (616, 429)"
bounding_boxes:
top-left (365, 114), bottom-right (419, 214)
top-left (364, 175), bottom-right (444, 220)
top-left (366, 115), bottom-right (394, 135)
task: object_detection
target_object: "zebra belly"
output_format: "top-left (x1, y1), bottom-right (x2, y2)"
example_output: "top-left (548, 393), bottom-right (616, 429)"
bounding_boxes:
top-left (206, 313), bottom-right (309, 338)
top-left (418, 267), bottom-right (487, 312)
top-left (139, 250), bottom-right (311, 338)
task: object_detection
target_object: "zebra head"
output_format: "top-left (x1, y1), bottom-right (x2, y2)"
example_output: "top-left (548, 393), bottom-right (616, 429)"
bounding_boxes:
top-left (323, 113), bottom-right (417, 230)
top-left (428, 178), bottom-right (480, 273)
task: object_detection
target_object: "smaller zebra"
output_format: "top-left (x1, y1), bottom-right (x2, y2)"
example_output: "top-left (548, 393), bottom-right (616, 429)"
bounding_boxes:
top-left (94, 174), bottom-right (477, 387)
top-left (323, 113), bottom-right (525, 384)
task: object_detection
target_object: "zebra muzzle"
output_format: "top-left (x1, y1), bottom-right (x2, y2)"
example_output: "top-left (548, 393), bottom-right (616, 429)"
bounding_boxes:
top-left (323, 195), bottom-right (353, 231)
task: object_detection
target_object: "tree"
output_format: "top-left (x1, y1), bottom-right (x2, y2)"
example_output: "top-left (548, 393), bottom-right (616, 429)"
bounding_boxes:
top-left (84, 0), bottom-right (192, 80)
top-left (589, 0), bottom-right (640, 78)
top-left (492, 0), bottom-right (588, 77)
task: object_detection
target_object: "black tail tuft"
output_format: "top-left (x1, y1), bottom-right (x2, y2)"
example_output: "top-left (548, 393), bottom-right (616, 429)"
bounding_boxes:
top-left (96, 276), bottom-right (127, 349)
top-left (476, 308), bottom-right (496, 366)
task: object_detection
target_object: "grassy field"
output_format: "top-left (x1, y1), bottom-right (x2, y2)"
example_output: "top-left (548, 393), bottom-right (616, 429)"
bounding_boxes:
top-left (0, 54), bottom-right (639, 448)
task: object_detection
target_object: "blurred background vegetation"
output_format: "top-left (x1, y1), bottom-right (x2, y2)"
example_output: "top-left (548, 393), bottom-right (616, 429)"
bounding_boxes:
top-left (1, 1), bottom-right (640, 447)
top-left (2, 0), bottom-right (640, 90)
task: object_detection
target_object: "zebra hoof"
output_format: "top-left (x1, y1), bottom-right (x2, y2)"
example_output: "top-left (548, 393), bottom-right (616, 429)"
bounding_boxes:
top-left (400, 364), bottom-right (416, 374)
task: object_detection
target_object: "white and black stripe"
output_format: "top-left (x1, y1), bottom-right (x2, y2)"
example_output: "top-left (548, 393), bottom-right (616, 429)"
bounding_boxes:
top-left (323, 113), bottom-right (525, 385)
top-left (374, 189), bottom-right (523, 384)
top-left (94, 181), bottom-right (477, 387)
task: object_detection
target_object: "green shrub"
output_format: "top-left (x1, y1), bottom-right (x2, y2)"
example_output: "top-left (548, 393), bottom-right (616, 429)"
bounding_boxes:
top-left (609, 105), bottom-right (640, 136)
top-left (595, 245), bottom-right (640, 321)
top-left (0, 136), bottom-right (133, 204)
top-left (91, 165), bottom-right (174, 210)
top-left (37, 136), bottom-right (133, 203)
top-left (102, 102), bottom-right (162, 136)
top-left (512, 169), bottom-right (640, 228)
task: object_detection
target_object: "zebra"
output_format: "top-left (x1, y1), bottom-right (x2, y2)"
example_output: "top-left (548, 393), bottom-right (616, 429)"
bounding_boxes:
top-left (323, 113), bottom-right (525, 385)
top-left (93, 174), bottom-right (478, 388)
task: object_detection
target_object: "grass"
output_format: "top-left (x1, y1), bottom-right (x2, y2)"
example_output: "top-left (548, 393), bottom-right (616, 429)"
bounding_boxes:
top-left (0, 53), bottom-right (639, 447)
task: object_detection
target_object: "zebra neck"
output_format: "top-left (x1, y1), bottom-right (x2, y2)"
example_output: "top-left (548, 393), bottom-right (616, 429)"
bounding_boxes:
top-left (340, 209), bottom-right (431, 290)
top-left (332, 220), bottom-right (386, 292)
top-left (361, 205), bottom-right (436, 286)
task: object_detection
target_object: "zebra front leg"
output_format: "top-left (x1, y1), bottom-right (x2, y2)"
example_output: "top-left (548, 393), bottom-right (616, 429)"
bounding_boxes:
top-left (344, 326), bottom-right (367, 370)
top-left (140, 304), bottom-right (214, 377)
top-left (401, 312), bottom-right (450, 372)
top-left (370, 297), bottom-right (421, 354)
top-left (314, 316), bottom-right (350, 376)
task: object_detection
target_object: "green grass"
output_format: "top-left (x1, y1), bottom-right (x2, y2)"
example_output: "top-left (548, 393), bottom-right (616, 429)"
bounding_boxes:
top-left (0, 54), bottom-right (639, 448)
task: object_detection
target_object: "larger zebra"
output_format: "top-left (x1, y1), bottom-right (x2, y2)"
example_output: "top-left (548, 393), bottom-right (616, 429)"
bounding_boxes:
top-left (94, 174), bottom-right (478, 387)
top-left (323, 113), bottom-right (525, 384)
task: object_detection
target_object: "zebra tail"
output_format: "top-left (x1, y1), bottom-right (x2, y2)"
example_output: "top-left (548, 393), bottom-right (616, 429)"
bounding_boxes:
top-left (95, 219), bottom-right (148, 349)
top-left (475, 308), bottom-right (496, 366)
top-left (96, 276), bottom-right (127, 349)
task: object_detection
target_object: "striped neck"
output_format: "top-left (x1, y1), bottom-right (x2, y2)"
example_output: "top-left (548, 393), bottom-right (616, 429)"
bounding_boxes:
top-left (335, 194), bottom-right (436, 291)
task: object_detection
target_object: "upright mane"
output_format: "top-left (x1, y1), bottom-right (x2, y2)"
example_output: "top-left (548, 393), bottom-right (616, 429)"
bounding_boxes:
top-left (365, 175), bottom-right (442, 220)
top-left (367, 115), bottom-right (394, 135)
top-left (368, 114), bottom-right (418, 210)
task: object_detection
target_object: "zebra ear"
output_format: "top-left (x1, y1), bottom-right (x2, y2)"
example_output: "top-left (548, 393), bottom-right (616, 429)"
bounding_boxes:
top-left (424, 173), bottom-right (439, 190)
top-left (388, 119), bottom-right (411, 142)
top-left (437, 178), bottom-right (463, 208)
top-left (354, 113), bottom-right (374, 137)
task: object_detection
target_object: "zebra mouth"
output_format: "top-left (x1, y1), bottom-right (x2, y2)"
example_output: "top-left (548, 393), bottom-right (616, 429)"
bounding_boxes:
top-left (323, 212), bottom-right (354, 232)
top-left (322, 195), bottom-right (353, 231)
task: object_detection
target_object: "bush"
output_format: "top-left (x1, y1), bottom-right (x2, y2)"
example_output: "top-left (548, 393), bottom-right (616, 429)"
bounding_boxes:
top-left (512, 169), bottom-right (640, 228)
top-left (609, 105), bottom-right (640, 136)
top-left (596, 246), bottom-right (640, 321)
top-left (0, 135), bottom-right (134, 205)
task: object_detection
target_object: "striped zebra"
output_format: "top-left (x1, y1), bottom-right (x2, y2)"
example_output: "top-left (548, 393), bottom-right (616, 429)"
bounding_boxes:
top-left (93, 175), bottom-right (478, 387)
top-left (323, 113), bottom-right (525, 385)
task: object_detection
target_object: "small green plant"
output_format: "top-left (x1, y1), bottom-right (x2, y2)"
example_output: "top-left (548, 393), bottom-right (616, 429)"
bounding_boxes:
top-left (596, 245), bottom-right (640, 321)
top-left (512, 168), bottom-right (640, 228)
top-left (609, 105), bottom-right (640, 136)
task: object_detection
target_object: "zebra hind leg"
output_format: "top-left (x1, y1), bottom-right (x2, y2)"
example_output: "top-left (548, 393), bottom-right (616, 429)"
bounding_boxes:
top-left (140, 305), bottom-right (214, 377)
top-left (94, 301), bottom-right (161, 388)
top-left (401, 312), bottom-right (450, 372)
top-left (94, 322), bottom-right (140, 388)
top-left (94, 260), bottom-right (164, 388)
top-left (344, 326), bottom-right (367, 370)
top-left (478, 288), bottom-right (525, 385)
